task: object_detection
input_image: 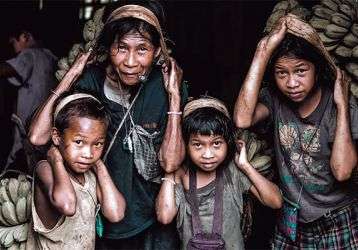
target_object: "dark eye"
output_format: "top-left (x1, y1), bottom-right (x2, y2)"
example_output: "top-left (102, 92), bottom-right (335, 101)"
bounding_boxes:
top-left (213, 141), bottom-right (223, 147)
top-left (296, 68), bottom-right (306, 74)
top-left (193, 143), bottom-right (201, 149)
top-left (94, 141), bottom-right (104, 148)
top-left (75, 140), bottom-right (83, 145)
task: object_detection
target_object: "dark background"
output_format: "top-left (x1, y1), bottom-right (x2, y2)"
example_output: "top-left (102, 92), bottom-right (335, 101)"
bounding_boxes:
top-left (0, 1), bottom-right (319, 249)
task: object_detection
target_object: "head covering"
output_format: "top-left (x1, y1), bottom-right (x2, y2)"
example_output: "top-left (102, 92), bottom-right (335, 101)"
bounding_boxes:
top-left (183, 96), bottom-right (230, 119)
top-left (54, 93), bottom-right (101, 120)
top-left (106, 4), bottom-right (169, 63)
top-left (284, 14), bottom-right (336, 75)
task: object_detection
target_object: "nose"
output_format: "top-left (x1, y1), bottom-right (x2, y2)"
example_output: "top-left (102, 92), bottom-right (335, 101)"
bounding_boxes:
top-left (124, 51), bottom-right (138, 67)
top-left (82, 146), bottom-right (94, 159)
top-left (286, 75), bottom-right (299, 89)
top-left (202, 148), bottom-right (214, 159)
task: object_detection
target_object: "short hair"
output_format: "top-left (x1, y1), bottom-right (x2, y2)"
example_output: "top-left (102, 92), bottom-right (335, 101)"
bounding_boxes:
top-left (182, 107), bottom-right (235, 162)
top-left (54, 93), bottom-right (110, 134)
top-left (267, 33), bottom-right (335, 89)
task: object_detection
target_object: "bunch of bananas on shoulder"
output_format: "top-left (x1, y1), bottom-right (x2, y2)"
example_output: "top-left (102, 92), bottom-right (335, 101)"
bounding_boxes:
top-left (236, 129), bottom-right (273, 178)
top-left (0, 175), bottom-right (31, 249)
top-left (56, 7), bottom-right (106, 81)
top-left (309, 0), bottom-right (358, 98)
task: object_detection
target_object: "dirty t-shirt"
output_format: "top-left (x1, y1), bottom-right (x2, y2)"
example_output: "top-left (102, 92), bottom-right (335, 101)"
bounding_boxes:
top-left (259, 87), bottom-right (358, 223)
top-left (26, 170), bottom-right (97, 249)
top-left (74, 65), bottom-right (188, 238)
top-left (175, 161), bottom-right (252, 250)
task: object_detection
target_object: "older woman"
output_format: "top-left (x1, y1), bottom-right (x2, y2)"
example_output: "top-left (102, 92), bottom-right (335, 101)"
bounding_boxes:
top-left (29, 1), bottom-right (188, 249)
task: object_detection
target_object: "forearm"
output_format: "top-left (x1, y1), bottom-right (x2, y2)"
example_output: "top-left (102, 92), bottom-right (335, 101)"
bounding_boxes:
top-left (156, 173), bottom-right (177, 224)
top-left (95, 162), bottom-right (125, 222)
top-left (0, 62), bottom-right (18, 79)
top-left (330, 105), bottom-right (357, 181)
top-left (159, 93), bottom-right (185, 173)
top-left (234, 50), bottom-right (270, 128)
top-left (50, 161), bottom-right (77, 215)
top-left (28, 71), bottom-right (81, 145)
top-left (240, 163), bottom-right (282, 209)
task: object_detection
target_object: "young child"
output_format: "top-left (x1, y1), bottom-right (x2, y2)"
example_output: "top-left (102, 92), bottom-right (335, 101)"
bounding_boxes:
top-left (26, 93), bottom-right (126, 249)
top-left (156, 97), bottom-right (282, 250)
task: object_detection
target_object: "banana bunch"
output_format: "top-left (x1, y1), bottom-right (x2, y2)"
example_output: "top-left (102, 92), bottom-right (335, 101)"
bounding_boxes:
top-left (235, 129), bottom-right (273, 177)
top-left (308, 0), bottom-right (358, 98)
top-left (264, 0), bottom-right (311, 33)
top-left (56, 7), bottom-right (106, 81)
top-left (0, 175), bottom-right (31, 227)
top-left (0, 224), bottom-right (28, 249)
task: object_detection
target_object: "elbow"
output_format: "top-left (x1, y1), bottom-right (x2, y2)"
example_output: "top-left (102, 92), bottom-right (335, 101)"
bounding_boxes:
top-left (332, 168), bottom-right (352, 182)
top-left (270, 196), bottom-right (283, 209)
top-left (160, 159), bottom-right (181, 174)
top-left (157, 212), bottom-right (174, 225)
top-left (234, 116), bottom-right (252, 129)
top-left (57, 200), bottom-right (76, 216)
top-left (28, 132), bottom-right (47, 146)
top-left (107, 209), bottom-right (125, 223)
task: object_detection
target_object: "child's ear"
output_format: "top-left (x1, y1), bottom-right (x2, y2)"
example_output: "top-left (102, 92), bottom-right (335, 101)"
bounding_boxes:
top-left (51, 128), bottom-right (61, 146)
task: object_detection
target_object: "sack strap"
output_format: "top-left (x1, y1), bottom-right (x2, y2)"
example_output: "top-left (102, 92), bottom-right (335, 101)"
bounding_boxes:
top-left (103, 84), bottom-right (143, 161)
top-left (188, 167), bottom-right (224, 236)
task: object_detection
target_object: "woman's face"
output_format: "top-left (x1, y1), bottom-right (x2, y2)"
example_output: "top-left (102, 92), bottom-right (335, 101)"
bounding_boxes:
top-left (109, 31), bottom-right (159, 86)
top-left (274, 56), bottom-right (316, 103)
top-left (188, 133), bottom-right (228, 172)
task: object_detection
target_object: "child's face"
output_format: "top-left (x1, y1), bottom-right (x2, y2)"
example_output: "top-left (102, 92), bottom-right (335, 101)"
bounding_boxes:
top-left (188, 133), bottom-right (228, 172)
top-left (54, 117), bottom-right (107, 173)
top-left (274, 56), bottom-right (316, 103)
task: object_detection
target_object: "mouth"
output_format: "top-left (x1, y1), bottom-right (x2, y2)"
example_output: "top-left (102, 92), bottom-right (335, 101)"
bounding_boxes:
top-left (76, 162), bottom-right (92, 168)
top-left (287, 91), bottom-right (304, 100)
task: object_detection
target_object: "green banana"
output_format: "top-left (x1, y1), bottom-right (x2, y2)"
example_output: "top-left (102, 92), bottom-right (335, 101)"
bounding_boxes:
top-left (343, 33), bottom-right (358, 48)
top-left (322, 0), bottom-right (339, 11)
top-left (0, 187), bottom-right (11, 204)
top-left (247, 139), bottom-right (258, 162)
top-left (331, 13), bottom-right (352, 28)
top-left (17, 182), bottom-right (30, 199)
top-left (26, 193), bottom-right (31, 220)
top-left (12, 224), bottom-right (28, 243)
top-left (16, 176), bottom-right (26, 183)
top-left (1, 202), bottom-right (19, 226)
top-left (15, 198), bottom-right (27, 224)
top-left (339, 4), bottom-right (355, 20)
top-left (325, 24), bottom-right (348, 39)
top-left (7, 179), bottom-right (19, 204)
top-left (250, 155), bottom-right (272, 170)
top-left (313, 6), bottom-right (335, 20)
top-left (335, 45), bottom-right (352, 57)
top-left (0, 206), bottom-right (11, 226)
top-left (310, 17), bottom-right (330, 31)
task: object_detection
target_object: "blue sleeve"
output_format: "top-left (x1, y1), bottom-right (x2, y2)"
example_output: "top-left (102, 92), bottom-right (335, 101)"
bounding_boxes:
top-left (6, 50), bottom-right (33, 86)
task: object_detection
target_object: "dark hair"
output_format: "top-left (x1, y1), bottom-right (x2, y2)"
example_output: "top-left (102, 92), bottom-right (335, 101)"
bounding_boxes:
top-left (95, 0), bottom-right (165, 60)
top-left (267, 33), bottom-right (335, 89)
top-left (54, 94), bottom-right (110, 134)
top-left (8, 17), bottom-right (41, 42)
top-left (182, 107), bottom-right (235, 167)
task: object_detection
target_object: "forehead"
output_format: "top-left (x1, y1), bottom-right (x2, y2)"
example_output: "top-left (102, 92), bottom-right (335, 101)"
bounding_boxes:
top-left (275, 56), bottom-right (313, 68)
top-left (190, 133), bottom-right (224, 142)
top-left (65, 117), bottom-right (106, 135)
top-left (117, 31), bottom-right (153, 45)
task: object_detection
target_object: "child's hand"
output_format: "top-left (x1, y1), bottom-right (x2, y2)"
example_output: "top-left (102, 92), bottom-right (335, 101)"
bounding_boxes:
top-left (234, 140), bottom-right (250, 170)
top-left (92, 159), bottom-right (105, 175)
top-left (47, 145), bottom-right (63, 166)
top-left (257, 17), bottom-right (287, 57)
top-left (162, 57), bottom-right (183, 96)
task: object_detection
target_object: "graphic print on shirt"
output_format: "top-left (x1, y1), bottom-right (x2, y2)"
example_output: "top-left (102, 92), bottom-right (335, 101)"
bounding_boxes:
top-left (278, 122), bottom-right (324, 186)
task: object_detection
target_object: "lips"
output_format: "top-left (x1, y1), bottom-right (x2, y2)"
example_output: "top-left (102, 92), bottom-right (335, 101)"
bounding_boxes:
top-left (288, 91), bottom-right (304, 99)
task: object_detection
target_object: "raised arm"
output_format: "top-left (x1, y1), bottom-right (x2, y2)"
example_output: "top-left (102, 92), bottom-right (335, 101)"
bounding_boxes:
top-left (234, 19), bottom-right (287, 128)
top-left (159, 58), bottom-right (186, 173)
top-left (235, 141), bottom-right (282, 209)
top-left (330, 69), bottom-right (358, 181)
top-left (37, 146), bottom-right (77, 216)
top-left (94, 160), bottom-right (126, 223)
top-left (28, 51), bottom-right (92, 146)
top-left (156, 172), bottom-right (178, 224)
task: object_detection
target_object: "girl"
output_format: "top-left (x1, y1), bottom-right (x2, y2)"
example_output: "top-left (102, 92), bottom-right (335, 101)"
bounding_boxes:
top-left (26, 93), bottom-right (126, 249)
top-left (234, 15), bottom-right (358, 249)
top-left (156, 97), bottom-right (282, 250)
top-left (28, 1), bottom-right (187, 248)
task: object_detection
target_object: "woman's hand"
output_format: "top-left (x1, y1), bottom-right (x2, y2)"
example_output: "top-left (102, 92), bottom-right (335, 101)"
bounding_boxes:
top-left (234, 140), bottom-right (250, 170)
top-left (334, 68), bottom-right (350, 109)
top-left (162, 57), bottom-right (183, 96)
top-left (68, 50), bottom-right (93, 77)
top-left (47, 145), bottom-right (63, 166)
top-left (256, 17), bottom-right (287, 57)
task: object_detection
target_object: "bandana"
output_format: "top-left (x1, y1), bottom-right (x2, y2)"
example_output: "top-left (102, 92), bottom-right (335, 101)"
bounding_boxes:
top-left (183, 97), bottom-right (230, 119)
top-left (54, 93), bottom-right (101, 120)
